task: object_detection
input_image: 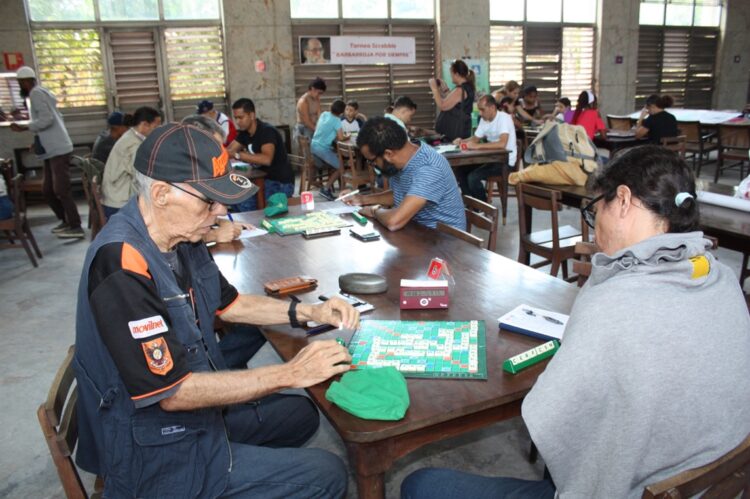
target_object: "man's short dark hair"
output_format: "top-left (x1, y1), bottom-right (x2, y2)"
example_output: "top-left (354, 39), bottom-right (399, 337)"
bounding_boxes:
top-left (232, 98), bottom-right (255, 114)
top-left (331, 99), bottom-right (346, 115)
top-left (346, 100), bottom-right (359, 110)
top-left (133, 106), bottom-right (161, 126)
top-left (478, 94), bottom-right (496, 107)
top-left (393, 96), bottom-right (417, 111)
top-left (309, 77), bottom-right (327, 92)
top-left (356, 117), bottom-right (408, 156)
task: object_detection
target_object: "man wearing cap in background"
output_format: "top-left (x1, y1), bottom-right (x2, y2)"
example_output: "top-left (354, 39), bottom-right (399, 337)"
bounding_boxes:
top-left (74, 123), bottom-right (358, 498)
top-left (10, 66), bottom-right (83, 238)
top-left (197, 99), bottom-right (237, 147)
top-left (91, 111), bottom-right (129, 164)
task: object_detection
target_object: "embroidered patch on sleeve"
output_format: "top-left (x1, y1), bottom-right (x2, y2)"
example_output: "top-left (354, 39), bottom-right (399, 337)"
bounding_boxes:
top-left (129, 315), bottom-right (169, 339)
top-left (141, 337), bottom-right (174, 376)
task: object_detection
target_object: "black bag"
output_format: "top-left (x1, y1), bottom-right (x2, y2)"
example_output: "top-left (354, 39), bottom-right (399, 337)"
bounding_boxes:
top-left (33, 135), bottom-right (46, 156)
top-left (435, 83), bottom-right (473, 142)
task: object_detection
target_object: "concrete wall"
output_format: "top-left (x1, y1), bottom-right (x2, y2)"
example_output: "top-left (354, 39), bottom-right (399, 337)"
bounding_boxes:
top-left (0, 0), bottom-right (35, 160)
top-left (596, 0), bottom-right (641, 118)
top-left (436, 0), bottom-right (490, 80)
top-left (714, 0), bottom-right (750, 110)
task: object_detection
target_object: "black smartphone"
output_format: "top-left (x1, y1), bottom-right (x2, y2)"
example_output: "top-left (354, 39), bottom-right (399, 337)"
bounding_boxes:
top-left (349, 228), bottom-right (380, 242)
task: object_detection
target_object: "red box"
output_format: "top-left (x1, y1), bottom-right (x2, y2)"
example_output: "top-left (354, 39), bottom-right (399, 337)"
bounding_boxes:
top-left (460, 142), bottom-right (468, 151)
top-left (400, 279), bottom-right (449, 310)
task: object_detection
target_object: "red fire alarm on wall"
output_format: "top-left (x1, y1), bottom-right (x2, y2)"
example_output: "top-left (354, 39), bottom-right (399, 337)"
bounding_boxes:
top-left (3, 52), bottom-right (24, 71)
top-left (254, 60), bottom-right (266, 73)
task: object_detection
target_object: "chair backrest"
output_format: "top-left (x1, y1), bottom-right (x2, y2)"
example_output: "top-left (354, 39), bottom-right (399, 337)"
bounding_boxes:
top-left (337, 141), bottom-right (375, 189)
top-left (573, 241), bottom-right (598, 287)
top-left (718, 124), bottom-right (750, 150)
top-left (642, 432), bottom-right (750, 499)
top-left (91, 175), bottom-right (108, 231)
top-left (516, 183), bottom-right (563, 240)
top-left (436, 221), bottom-right (484, 248)
top-left (37, 345), bottom-right (90, 499)
top-left (676, 121), bottom-right (701, 142)
top-left (463, 195), bottom-right (499, 252)
top-left (607, 115), bottom-right (633, 131)
top-left (660, 135), bottom-right (687, 159)
top-left (515, 138), bottom-right (524, 171)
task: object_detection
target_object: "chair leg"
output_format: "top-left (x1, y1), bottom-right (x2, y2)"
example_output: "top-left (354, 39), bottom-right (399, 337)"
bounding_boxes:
top-left (24, 221), bottom-right (43, 258)
top-left (19, 233), bottom-right (38, 267)
top-left (518, 247), bottom-right (530, 266)
top-left (550, 257), bottom-right (561, 277)
top-left (3, 230), bottom-right (14, 244)
top-left (561, 260), bottom-right (569, 280)
top-left (714, 154), bottom-right (722, 183)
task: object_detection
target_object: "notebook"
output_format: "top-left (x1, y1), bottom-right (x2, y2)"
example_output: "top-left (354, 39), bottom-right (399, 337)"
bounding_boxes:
top-left (498, 304), bottom-right (569, 342)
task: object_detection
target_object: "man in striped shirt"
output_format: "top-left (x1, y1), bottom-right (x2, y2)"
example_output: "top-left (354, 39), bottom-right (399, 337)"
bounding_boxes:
top-left (344, 117), bottom-right (466, 231)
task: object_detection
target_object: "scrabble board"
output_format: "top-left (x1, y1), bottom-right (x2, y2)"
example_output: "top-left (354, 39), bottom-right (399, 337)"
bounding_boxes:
top-left (348, 320), bottom-right (487, 379)
top-left (264, 211), bottom-right (351, 236)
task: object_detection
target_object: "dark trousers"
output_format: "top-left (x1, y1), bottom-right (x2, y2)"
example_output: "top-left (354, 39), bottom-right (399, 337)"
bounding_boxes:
top-left (455, 162), bottom-right (507, 202)
top-left (43, 153), bottom-right (81, 228)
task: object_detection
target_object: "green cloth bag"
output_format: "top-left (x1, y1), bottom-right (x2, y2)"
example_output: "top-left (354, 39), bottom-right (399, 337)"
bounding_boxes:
top-left (325, 367), bottom-right (410, 420)
top-left (263, 193), bottom-right (288, 217)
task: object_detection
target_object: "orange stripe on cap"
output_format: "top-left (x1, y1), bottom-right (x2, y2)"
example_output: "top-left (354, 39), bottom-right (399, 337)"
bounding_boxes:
top-left (131, 372), bottom-right (192, 400)
top-left (121, 243), bottom-right (151, 279)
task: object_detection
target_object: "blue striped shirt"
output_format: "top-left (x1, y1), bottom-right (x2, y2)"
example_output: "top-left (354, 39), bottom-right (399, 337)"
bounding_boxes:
top-left (390, 143), bottom-right (466, 230)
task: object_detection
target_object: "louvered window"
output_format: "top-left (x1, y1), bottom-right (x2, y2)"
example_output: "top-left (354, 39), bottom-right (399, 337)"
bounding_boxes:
top-left (292, 23), bottom-right (436, 128)
top-left (0, 74), bottom-right (24, 112)
top-left (635, 26), bottom-right (718, 108)
top-left (490, 26), bottom-right (595, 109)
top-left (31, 29), bottom-right (107, 108)
top-left (108, 30), bottom-right (161, 110)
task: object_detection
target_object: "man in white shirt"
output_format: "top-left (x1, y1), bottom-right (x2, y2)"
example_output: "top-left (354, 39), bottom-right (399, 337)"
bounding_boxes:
top-left (454, 94), bottom-right (516, 202)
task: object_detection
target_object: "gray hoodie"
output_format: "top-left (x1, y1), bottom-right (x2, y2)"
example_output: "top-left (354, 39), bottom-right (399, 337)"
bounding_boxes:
top-left (523, 231), bottom-right (750, 498)
top-left (27, 85), bottom-right (73, 160)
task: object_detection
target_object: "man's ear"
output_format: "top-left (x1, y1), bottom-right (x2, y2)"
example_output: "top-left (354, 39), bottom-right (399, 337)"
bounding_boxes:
top-left (151, 181), bottom-right (172, 208)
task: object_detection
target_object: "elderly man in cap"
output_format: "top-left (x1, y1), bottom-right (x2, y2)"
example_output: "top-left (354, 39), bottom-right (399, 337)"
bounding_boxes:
top-left (74, 123), bottom-right (358, 498)
top-left (197, 99), bottom-right (237, 147)
top-left (91, 111), bottom-right (129, 164)
top-left (10, 66), bottom-right (83, 238)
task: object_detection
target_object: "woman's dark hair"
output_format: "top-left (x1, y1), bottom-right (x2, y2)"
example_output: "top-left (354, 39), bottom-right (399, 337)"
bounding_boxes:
top-left (450, 59), bottom-right (476, 91)
top-left (498, 96), bottom-right (514, 112)
top-left (132, 106), bottom-right (161, 126)
top-left (572, 90), bottom-right (597, 125)
top-left (330, 99), bottom-right (346, 115)
top-left (346, 100), bottom-right (359, 110)
top-left (587, 145), bottom-right (699, 233)
top-left (645, 94), bottom-right (674, 109)
top-left (558, 97), bottom-right (571, 108)
top-left (356, 116), bottom-right (408, 156)
top-left (308, 77), bottom-right (327, 92)
top-left (122, 113), bottom-right (135, 127)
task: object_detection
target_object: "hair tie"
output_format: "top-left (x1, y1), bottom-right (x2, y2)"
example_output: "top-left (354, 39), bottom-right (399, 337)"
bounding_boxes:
top-left (675, 192), bottom-right (693, 207)
top-left (586, 90), bottom-right (595, 104)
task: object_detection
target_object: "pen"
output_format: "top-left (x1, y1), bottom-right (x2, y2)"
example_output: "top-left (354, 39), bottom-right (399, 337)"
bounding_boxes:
top-left (227, 212), bottom-right (234, 222)
top-left (335, 189), bottom-right (359, 202)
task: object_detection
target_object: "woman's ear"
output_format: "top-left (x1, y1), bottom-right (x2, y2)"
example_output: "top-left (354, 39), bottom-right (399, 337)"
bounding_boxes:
top-left (615, 184), bottom-right (633, 217)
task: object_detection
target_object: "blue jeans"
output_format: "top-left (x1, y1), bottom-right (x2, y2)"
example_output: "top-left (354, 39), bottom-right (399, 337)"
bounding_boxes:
top-left (218, 324), bottom-right (266, 370)
top-left (0, 195), bottom-right (13, 219)
top-left (231, 179), bottom-right (294, 213)
top-left (311, 143), bottom-right (340, 169)
top-left (220, 393), bottom-right (347, 498)
top-left (401, 468), bottom-right (555, 499)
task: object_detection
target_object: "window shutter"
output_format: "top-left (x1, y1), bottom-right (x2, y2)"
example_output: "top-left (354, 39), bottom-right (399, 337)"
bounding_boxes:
top-left (31, 29), bottom-right (107, 108)
top-left (561, 27), bottom-right (594, 102)
top-left (661, 28), bottom-right (690, 107)
top-left (391, 23), bottom-right (435, 129)
top-left (0, 75), bottom-right (23, 112)
top-left (636, 26), bottom-right (663, 108)
top-left (341, 24), bottom-right (391, 119)
top-left (165, 26), bottom-right (227, 119)
top-left (685, 27), bottom-right (717, 108)
top-left (108, 30), bottom-right (161, 111)
top-left (489, 26), bottom-right (524, 87)
top-left (524, 26), bottom-right (562, 110)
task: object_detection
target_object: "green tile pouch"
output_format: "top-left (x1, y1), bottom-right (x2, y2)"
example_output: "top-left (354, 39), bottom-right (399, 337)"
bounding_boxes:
top-left (263, 192), bottom-right (289, 217)
top-left (325, 367), bottom-right (410, 420)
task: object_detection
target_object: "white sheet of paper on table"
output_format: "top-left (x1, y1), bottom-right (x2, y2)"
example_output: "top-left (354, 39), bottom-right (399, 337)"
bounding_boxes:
top-left (237, 228), bottom-right (268, 239)
top-left (324, 204), bottom-right (360, 215)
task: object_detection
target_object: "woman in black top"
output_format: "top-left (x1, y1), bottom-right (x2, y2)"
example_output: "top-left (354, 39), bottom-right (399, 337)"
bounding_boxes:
top-left (430, 59), bottom-right (476, 141)
top-left (635, 94), bottom-right (679, 144)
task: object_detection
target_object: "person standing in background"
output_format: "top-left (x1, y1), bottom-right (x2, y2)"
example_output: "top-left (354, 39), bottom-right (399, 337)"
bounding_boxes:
top-left (430, 60), bottom-right (476, 142)
top-left (11, 66), bottom-right (83, 238)
top-left (294, 77), bottom-right (326, 146)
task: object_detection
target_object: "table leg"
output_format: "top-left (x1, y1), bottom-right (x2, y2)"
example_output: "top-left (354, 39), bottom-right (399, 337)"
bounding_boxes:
top-left (256, 178), bottom-right (266, 209)
top-left (346, 441), bottom-right (392, 499)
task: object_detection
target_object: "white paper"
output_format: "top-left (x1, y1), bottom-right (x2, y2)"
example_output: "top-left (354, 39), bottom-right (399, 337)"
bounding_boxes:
top-left (697, 190), bottom-right (750, 213)
top-left (324, 204), bottom-right (360, 215)
top-left (237, 228), bottom-right (268, 239)
top-left (498, 304), bottom-right (569, 341)
top-left (435, 144), bottom-right (460, 154)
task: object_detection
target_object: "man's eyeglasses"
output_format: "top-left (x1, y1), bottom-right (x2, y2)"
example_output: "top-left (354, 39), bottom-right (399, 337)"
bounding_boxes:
top-left (580, 193), bottom-right (606, 229)
top-left (169, 183), bottom-right (221, 212)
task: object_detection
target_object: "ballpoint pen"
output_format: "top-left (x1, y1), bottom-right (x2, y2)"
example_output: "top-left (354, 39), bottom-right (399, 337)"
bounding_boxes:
top-left (335, 189), bottom-right (359, 202)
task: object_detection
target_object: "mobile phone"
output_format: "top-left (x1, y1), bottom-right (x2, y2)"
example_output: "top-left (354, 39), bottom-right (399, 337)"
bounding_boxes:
top-left (349, 227), bottom-right (380, 242)
top-left (303, 228), bottom-right (341, 239)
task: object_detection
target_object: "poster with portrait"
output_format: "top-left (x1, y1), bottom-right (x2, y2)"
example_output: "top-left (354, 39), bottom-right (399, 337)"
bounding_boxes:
top-left (300, 37), bottom-right (331, 64)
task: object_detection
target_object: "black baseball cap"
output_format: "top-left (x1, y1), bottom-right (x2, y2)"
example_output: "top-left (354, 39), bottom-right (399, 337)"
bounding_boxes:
top-left (196, 100), bottom-right (214, 114)
top-left (134, 123), bottom-right (258, 205)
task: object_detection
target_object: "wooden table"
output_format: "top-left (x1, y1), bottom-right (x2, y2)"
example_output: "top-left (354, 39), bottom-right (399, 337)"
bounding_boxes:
top-left (212, 203), bottom-right (578, 498)
top-left (538, 182), bottom-right (750, 284)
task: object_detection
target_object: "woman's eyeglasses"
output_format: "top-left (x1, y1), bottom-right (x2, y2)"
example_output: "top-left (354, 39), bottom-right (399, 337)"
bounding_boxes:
top-left (169, 183), bottom-right (221, 212)
top-left (580, 193), bottom-right (606, 229)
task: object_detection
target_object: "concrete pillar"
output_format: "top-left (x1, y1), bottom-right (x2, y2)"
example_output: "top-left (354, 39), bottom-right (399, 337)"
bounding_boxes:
top-left (0, 0), bottom-right (36, 160)
top-left (595, 0), bottom-right (640, 118)
top-left (222, 0), bottom-right (296, 126)
top-left (713, 0), bottom-right (750, 110)
top-left (436, 0), bottom-right (490, 83)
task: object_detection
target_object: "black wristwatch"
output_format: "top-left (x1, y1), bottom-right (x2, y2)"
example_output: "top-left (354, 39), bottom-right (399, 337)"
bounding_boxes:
top-left (288, 298), bottom-right (302, 328)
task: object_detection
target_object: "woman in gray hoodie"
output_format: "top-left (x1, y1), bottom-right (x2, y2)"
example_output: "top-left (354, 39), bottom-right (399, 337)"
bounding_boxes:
top-left (401, 145), bottom-right (750, 499)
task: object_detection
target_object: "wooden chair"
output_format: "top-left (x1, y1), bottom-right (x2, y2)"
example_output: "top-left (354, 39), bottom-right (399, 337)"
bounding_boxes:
top-left (297, 136), bottom-right (334, 193)
top-left (715, 124), bottom-right (750, 183)
top-left (607, 115), bottom-right (634, 131)
top-left (485, 139), bottom-right (524, 225)
top-left (463, 195), bottom-right (499, 252)
top-left (0, 161), bottom-right (43, 267)
top-left (677, 121), bottom-right (718, 176)
top-left (642, 432), bottom-right (750, 499)
top-left (90, 176), bottom-right (108, 239)
top-left (436, 221), bottom-right (484, 248)
top-left (515, 183), bottom-right (581, 279)
top-left (37, 345), bottom-right (103, 499)
top-left (572, 241), bottom-right (598, 287)
top-left (337, 141), bottom-right (376, 192)
top-left (660, 135), bottom-right (687, 160)
top-left (74, 156), bottom-right (106, 239)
